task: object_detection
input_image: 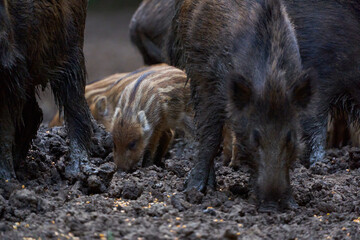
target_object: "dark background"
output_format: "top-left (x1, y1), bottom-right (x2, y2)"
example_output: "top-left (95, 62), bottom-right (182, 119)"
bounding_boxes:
top-left (40, 0), bottom-right (145, 122)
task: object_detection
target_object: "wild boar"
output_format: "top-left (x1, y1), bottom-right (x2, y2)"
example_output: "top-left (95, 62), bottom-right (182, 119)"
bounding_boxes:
top-left (110, 65), bottom-right (193, 171)
top-left (129, 0), bottom-right (175, 65)
top-left (50, 65), bottom-right (168, 130)
top-left (130, 0), bottom-right (360, 163)
top-left (165, 0), bottom-right (313, 212)
top-left (0, 0), bottom-right (91, 179)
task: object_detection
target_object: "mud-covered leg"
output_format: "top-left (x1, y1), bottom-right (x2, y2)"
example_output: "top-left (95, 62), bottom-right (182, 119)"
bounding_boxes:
top-left (185, 84), bottom-right (224, 192)
top-left (13, 91), bottom-right (42, 168)
top-left (153, 129), bottom-right (174, 167)
top-left (50, 51), bottom-right (92, 180)
top-left (0, 103), bottom-right (16, 179)
top-left (302, 113), bottom-right (328, 167)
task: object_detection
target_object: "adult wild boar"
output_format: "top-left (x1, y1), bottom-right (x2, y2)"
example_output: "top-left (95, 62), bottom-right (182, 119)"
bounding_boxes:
top-left (130, 0), bottom-right (360, 167)
top-left (165, 0), bottom-right (314, 212)
top-left (129, 0), bottom-right (174, 65)
top-left (284, 0), bottom-right (360, 165)
top-left (0, 0), bottom-right (92, 179)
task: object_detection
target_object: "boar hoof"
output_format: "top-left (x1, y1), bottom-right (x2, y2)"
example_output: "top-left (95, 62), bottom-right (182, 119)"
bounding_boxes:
top-left (65, 143), bottom-right (88, 181)
top-left (0, 167), bottom-right (15, 180)
top-left (258, 201), bottom-right (280, 213)
top-left (309, 149), bottom-right (326, 166)
top-left (184, 169), bottom-right (208, 193)
top-left (285, 196), bottom-right (299, 210)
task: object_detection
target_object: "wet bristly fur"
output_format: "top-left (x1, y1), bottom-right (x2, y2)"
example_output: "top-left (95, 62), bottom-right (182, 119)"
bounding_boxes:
top-left (130, 0), bottom-right (360, 154)
top-left (111, 65), bottom-right (192, 171)
top-left (284, 0), bottom-right (360, 165)
top-left (129, 0), bottom-right (175, 65)
top-left (165, 0), bottom-right (313, 211)
top-left (0, 0), bottom-right (91, 179)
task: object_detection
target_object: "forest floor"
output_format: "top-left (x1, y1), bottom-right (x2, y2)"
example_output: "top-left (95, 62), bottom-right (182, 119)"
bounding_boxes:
top-left (0, 125), bottom-right (359, 240)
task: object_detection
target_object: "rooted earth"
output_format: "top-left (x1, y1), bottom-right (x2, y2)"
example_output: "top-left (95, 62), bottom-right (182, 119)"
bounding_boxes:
top-left (0, 125), bottom-right (359, 239)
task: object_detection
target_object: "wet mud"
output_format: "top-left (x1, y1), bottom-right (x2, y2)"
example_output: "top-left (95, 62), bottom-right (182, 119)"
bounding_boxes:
top-left (0, 126), bottom-right (359, 239)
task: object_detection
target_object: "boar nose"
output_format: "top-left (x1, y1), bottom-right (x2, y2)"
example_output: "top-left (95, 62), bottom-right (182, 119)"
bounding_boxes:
top-left (258, 201), bottom-right (280, 213)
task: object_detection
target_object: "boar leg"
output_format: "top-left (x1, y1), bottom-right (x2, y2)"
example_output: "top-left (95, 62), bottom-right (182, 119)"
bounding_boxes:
top-left (185, 84), bottom-right (224, 192)
top-left (13, 90), bottom-right (42, 168)
top-left (302, 113), bottom-right (328, 167)
top-left (222, 124), bottom-right (233, 166)
top-left (50, 53), bottom-right (92, 180)
top-left (153, 129), bottom-right (174, 167)
top-left (0, 103), bottom-right (16, 179)
top-left (229, 137), bottom-right (241, 170)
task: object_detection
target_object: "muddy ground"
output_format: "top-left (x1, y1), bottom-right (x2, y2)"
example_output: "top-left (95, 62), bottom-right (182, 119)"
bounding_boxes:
top-left (0, 124), bottom-right (359, 240)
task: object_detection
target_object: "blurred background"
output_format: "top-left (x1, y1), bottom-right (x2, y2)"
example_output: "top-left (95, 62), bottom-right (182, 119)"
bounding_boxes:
top-left (40, 0), bottom-right (144, 123)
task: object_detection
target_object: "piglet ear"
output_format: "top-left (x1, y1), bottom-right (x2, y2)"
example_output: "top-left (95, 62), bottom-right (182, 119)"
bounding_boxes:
top-left (95, 96), bottom-right (108, 116)
top-left (227, 73), bottom-right (253, 111)
top-left (138, 111), bottom-right (151, 133)
top-left (290, 70), bottom-right (314, 109)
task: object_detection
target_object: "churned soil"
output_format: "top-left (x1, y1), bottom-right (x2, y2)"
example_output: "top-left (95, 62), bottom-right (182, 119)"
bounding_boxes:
top-left (0, 125), bottom-right (359, 240)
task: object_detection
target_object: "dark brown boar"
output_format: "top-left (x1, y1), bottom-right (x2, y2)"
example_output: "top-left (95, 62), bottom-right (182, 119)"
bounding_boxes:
top-left (130, 0), bottom-right (360, 158)
top-left (165, 0), bottom-right (313, 212)
top-left (0, 0), bottom-right (91, 179)
top-left (129, 0), bottom-right (175, 65)
top-left (284, 0), bottom-right (360, 166)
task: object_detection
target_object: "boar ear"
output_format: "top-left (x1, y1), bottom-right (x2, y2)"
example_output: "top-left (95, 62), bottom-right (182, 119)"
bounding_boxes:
top-left (138, 111), bottom-right (151, 133)
top-left (95, 96), bottom-right (108, 116)
top-left (290, 71), bottom-right (314, 109)
top-left (227, 73), bottom-right (253, 110)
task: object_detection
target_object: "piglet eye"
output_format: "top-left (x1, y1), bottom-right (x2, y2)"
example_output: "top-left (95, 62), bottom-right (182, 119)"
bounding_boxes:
top-left (128, 140), bottom-right (137, 150)
top-left (252, 129), bottom-right (261, 147)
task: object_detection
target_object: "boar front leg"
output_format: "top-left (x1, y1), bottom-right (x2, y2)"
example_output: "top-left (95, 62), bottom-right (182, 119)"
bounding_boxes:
top-left (50, 51), bottom-right (93, 180)
top-left (0, 102), bottom-right (16, 179)
top-left (185, 81), bottom-right (224, 192)
top-left (13, 90), bottom-right (42, 168)
top-left (301, 112), bottom-right (328, 167)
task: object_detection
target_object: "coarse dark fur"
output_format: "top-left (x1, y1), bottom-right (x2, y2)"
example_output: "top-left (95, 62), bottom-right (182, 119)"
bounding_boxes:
top-left (129, 0), bottom-right (175, 65)
top-left (0, 0), bottom-right (92, 179)
top-left (284, 0), bottom-right (360, 165)
top-left (164, 0), bottom-right (313, 212)
top-left (129, 0), bottom-right (360, 156)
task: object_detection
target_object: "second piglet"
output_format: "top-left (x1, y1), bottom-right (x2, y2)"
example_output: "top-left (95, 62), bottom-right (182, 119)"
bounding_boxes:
top-left (110, 66), bottom-right (193, 171)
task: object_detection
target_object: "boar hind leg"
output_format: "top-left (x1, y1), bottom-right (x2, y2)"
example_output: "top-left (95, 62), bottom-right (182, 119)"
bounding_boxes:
top-left (185, 86), bottom-right (224, 192)
top-left (0, 103), bottom-right (16, 179)
top-left (301, 112), bottom-right (328, 167)
top-left (13, 90), bottom-right (42, 169)
top-left (51, 52), bottom-right (92, 179)
top-left (153, 129), bottom-right (174, 167)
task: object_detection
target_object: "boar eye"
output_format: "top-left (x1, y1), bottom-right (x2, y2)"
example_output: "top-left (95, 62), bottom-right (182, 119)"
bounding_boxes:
top-left (128, 140), bottom-right (137, 150)
top-left (252, 129), bottom-right (261, 147)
